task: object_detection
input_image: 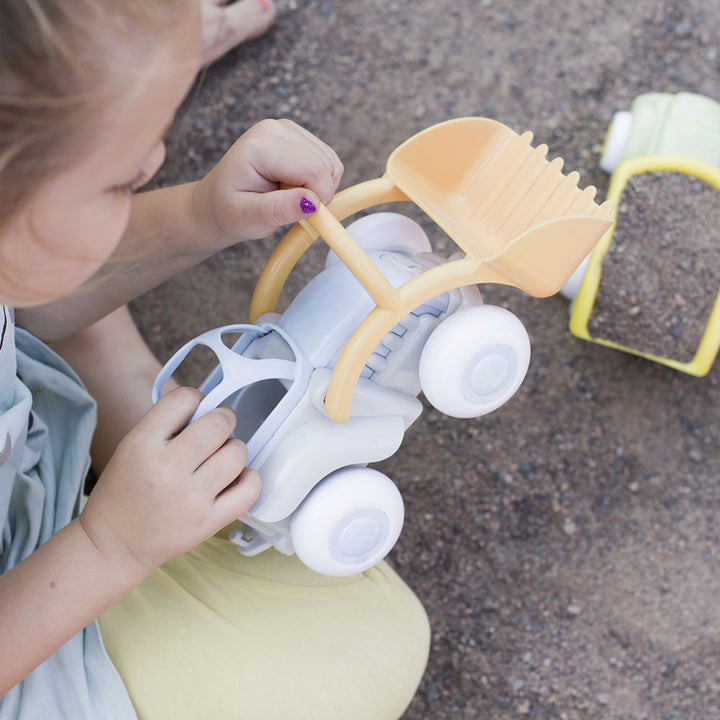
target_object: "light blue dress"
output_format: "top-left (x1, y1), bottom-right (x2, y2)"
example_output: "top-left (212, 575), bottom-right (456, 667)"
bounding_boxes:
top-left (0, 307), bottom-right (136, 719)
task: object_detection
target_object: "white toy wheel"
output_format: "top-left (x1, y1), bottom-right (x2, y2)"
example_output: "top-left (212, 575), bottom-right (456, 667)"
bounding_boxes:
top-left (290, 467), bottom-right (404, 577)
top-left (419, 305), bottom-right (530, 418)
top-left (599, 111), bottom-right (633, 173)
top-left (325, 212), bottom-right (432, 268)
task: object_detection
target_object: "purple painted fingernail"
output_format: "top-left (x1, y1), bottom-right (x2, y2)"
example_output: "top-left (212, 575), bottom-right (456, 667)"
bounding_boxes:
top-left (300, 197), bottom-right (317, 214)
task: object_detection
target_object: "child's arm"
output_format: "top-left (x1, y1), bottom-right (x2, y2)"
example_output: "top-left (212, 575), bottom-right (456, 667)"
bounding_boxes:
top-left (17, 119), bottom-right (343, 341)
top-left (0, 388), bottom-right (260, 694)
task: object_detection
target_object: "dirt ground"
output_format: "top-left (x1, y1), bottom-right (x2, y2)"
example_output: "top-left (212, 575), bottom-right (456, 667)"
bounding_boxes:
top-left (131, 1), bottom-right (720, 717)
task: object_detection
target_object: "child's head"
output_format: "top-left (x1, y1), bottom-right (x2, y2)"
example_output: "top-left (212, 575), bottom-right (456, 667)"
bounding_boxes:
top-left (0, 0), bottom-right (201, 307)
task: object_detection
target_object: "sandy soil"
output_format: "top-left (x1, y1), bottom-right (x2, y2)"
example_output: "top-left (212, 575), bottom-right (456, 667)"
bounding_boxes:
top-left (589, 171), bottom-right (720, 361)
top-left (131, 1), bottom-right (720, 717)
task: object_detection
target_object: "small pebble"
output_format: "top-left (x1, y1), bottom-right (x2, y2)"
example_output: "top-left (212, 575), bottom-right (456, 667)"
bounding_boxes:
top-left (563, 518), bottom-right (578, 535)
top-left (512, 678), bottom-right (525, 692)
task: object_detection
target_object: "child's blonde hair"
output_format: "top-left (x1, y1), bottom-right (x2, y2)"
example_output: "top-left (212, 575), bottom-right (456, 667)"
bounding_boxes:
top-left (0, 0), bottom-right (189, 225)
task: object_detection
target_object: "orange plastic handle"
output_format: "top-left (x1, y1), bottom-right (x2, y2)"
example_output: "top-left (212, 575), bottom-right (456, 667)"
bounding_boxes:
top-left (249, 177), bottom-right (408, 321)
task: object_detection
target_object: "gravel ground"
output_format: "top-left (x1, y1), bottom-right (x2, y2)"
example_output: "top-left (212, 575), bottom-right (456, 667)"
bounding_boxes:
top-left (131, 1), bottom-right (720, 718)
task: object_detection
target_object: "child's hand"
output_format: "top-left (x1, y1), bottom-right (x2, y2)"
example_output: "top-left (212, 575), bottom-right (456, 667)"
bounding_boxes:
top-left (78, 387), bottom-right (260, 581)
top-left (191, 119), bottom-right (344, 247)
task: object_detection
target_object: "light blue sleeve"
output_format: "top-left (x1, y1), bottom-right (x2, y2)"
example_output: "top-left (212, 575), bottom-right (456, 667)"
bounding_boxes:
top-left (0, 308), bottom-right (136, 720)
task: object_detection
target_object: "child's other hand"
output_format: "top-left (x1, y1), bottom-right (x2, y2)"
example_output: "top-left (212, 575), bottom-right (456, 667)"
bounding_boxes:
top-left (191, 119), bottom-right (343, 247)
top-left (78, 387), bottom-right (260, 581)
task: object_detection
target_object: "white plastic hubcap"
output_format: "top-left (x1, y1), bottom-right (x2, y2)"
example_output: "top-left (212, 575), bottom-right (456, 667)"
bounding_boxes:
top-left (331, 509), bottom-right (389, 564)
top-left (464, 345), bottom-right (517, 401)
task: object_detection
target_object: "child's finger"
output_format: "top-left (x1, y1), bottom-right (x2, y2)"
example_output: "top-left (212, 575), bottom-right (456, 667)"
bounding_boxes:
top-left (172, 405), bottom-right (239, 469)
top-left (270, 147), bottom-right (340, 206)
top-left (212, 467), bottom-right (262, 524)
top-left (246, 123), bottom-right (343, 204)
top-left (195, 437), bottom-right (250, 494)
top-left (278, 120), bottom-right (344, 185)
top-left (239, 187), bottom-right (324, 232)
top-left (138, 386), bottom-right (207, 440)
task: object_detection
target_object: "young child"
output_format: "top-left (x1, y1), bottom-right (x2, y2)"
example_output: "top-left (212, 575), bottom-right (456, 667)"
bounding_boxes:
top-left (0, 1), bottom-right (430, 718)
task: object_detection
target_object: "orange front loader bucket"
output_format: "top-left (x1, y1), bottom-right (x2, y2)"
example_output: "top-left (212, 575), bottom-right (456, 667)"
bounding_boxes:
top-left (250, 118), bottom-right (614, 421)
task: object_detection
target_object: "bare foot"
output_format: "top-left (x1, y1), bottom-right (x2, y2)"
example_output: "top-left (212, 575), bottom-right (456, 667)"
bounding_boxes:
top-left (201, 0), bottom-right (277, 67)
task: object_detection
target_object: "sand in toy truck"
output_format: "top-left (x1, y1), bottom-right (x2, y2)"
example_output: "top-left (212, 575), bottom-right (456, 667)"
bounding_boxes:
top-left (563, 92), bottom-right (720, 375)
top-left (153, 117), bottom-right (614, 577)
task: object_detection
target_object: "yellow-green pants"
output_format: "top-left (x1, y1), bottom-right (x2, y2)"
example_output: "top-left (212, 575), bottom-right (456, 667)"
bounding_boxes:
top-left (99, 529), bottom-right (430, 720)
